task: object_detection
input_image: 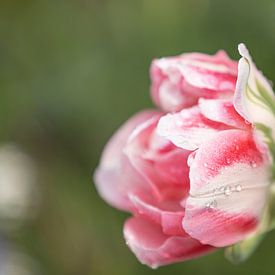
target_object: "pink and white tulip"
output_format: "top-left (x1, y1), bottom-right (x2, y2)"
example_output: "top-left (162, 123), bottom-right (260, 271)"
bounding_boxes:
top-left (94, 44), bottom-right (275, 268)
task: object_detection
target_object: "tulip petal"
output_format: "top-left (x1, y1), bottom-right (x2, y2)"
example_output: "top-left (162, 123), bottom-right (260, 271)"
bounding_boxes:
top-left (158, 106), bottom-right (230, 150)
top-left (124, 217), bottom-right (214, 268)
top-left (234, 43), bottom-right (275, 139)
top-left (94, 110), bottom-right (161, 211)
top-left (150, 51), bottom-right (237, 112)
top-left (157, 79), bottom-right (198, 112)
top-left (183, 130), bottom-right (270, 247)
top-left (125, 116), bottom-right (190, 200)
top-left (128, 193), bottom-right (187, 236)
top-left (199, 99), bottom-right (250, 130)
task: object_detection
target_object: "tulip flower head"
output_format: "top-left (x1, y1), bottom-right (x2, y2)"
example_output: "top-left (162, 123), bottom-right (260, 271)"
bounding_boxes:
top-left (94, 44), bottom-right (275, 268)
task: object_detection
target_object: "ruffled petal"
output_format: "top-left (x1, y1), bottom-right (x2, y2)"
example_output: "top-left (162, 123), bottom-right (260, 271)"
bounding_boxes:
top-left (158, 106), bottom-right (230, 150)
top-left (199, 99), bottom-right (250, 130)
top-left (128, 193), bottom-right (186, 236)
top-left (183, 130), bottom-right (271, 247)
top-left (124, 217), bottom-right (214, 268)
top-left (125, 116), bottom-right (190, 200)
top-left (94, 110), bottom-right (161, 211)
top-left (150, 51), bottom-right (238, 112)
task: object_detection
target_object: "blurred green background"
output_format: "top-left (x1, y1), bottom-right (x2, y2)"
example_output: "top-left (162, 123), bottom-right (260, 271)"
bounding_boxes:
top-left (0, 0), bottom-right (275, 274)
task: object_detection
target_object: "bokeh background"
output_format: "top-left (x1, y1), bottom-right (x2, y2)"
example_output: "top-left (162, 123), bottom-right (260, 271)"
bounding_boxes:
top-left (0, 0), bottom-right (275, 274)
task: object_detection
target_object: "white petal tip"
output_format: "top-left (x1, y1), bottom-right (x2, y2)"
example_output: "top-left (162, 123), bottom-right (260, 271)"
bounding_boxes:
top-left (238, 43), bottom-right (249, 59)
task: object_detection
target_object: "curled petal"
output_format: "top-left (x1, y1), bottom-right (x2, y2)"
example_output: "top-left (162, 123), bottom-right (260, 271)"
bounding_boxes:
top-left (124, 217), bottom-right (215, 268)
top-left (234, 43), bottom-right (275, 139)
top-left (158, 106), bottom-right (230, 150)
top-left (94, 110), bottom-right (160, 211)
top-left (150, 51), bottom-right (238, 112)
top-left (129, 193), bottom-right (186, 236)
top-left (199, 99), bottom-right (250, 130)
top-left (125, 116), bottom-right (190, 200)
top-left (183, 130), bottom-right (270, 247)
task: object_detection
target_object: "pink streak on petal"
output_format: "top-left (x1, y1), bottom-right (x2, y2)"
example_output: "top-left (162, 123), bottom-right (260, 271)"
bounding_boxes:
top-left (189, 130), bottom-right (264, 189)
top-left (199, 99), bottom-right (251, 130)
top-left (158, 106), bottom-right (231, 150)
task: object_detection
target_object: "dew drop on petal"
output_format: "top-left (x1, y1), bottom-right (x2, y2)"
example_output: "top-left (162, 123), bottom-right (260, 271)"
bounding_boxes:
top-left (224, 185), bottom-right (232, 196)
top-left (206, 200), bottom-right (217, 210)
top-left (235, 184), bottom-right (242, 192)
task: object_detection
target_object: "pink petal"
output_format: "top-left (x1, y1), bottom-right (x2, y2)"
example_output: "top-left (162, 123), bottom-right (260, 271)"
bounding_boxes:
top-left (181, 61), bottom-right (236, 93)
top-left (94, 157), bottom-right (146, 211)
top-left (157, 106), bottom-right (231, 150)
top-left (183, 130), bottom-right (270, 247)
top-left (128, 193), bottom-right (187, 236)
top-left (184, 50), bottom-right (238, 71)
top-left (150, 51), bottom-right (238, 112)
top-left (124, 217), bottom-right (215, 268)
top-left (125, 116), bottom-right (190, 200)
top-left (157, 79), bottom-right (198, 112)
top-left (199, 99), bottom-right (251, 130)
top-left (94, 110), bottom-right (161, 211)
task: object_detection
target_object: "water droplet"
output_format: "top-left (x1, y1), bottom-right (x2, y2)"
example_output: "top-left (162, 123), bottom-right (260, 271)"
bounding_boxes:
top-left (224, 185), bottom-right (232, 196)
top-left (235, 184), bottom-right (242, 192)
top-left (203, 162), bottom-right (208, 168)
top-left (244, 119), bottom-right (250, 125)
top-left (206, 200), bottom-right (217, 210)
top-left (251, 162), bottom-right (257, 168)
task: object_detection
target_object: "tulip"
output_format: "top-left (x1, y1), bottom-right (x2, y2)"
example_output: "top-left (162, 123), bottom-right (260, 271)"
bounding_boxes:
top-left (94, 44), bottom-right (275, 268)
